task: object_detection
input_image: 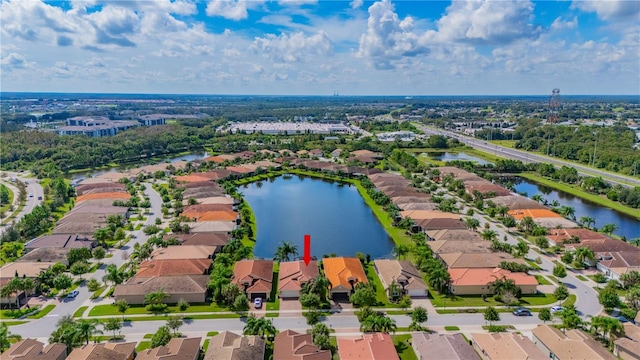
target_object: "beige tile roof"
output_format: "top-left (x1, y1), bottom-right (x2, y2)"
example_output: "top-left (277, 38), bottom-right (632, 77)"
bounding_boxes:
top-left (0, 262), bottom-right (56, 279)
top-left (428, 239), bottom-right (492, 254)
top-left (113, 275), bottom-right (209, 297)
top-left (2, 339), bottom-right (67, 360)
top-left (337, 333), bottom-right (399, 360)
top-left (401, 210), bottom-right (459, 221)
top-left (532, 325), bottom-right (616, 360)
top-left (150, 245), bottom-right (215, 260)
top-left (373, 260), bottom-right (427, 292)
top-left (274, 330), bottom-right (331, 360)
top-left (411, 333), bottom-right (480, 360)
top-left (471, 332), bottom-right (546, 360)
top-left (136, 337), bottom-right (201, 360)
top-left (426, 229), bottom-right (483, 242)
top-left (439, 252), bottom-right (521, 268)
top-left (205, 331), bottom-right (265, 360)
top-left (135, 259), bottom-right (212, 277)
top-left (66, 342), bottom-right (136, 360)
top-left (278, 260), bottom-right (319, 293)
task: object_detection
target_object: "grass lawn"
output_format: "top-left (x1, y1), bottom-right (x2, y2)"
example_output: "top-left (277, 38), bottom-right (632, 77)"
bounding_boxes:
top-left (534, 275), bottom-right (552, 285)
top-left (136, 341), bottom-right (151, 352)
top-left (444, 326), bottom-right (460, 331)
top-left (73, 306), bottom-right (88, 318)
top-left (330, 337), bottom-right (339, 360)
top-left (88, 302), bottom-right (230, 317)
top-left (202, 339), bottom-right (210, 353)
top-left (2, 321), bottom-right (27, 326)
top-left (266, 313), bottom-right (279, 317)
top-left (576, 275), bottom-right (588, 281)
top-left (0, 183), bottom-right (14, 213)
top-left (266, 271), bottom-right (280, 311)
top-left (364, 262), bottom-right (393, 307)
top-left (525, 259), bottom-right (543, 270)
top-left (562, 295), bottom-right (577, 307)
top-left (489, 140), bottom-right (518, 148)
top-left (27, 304), bottom-right (55, 319)
top-left (143, 333), bottom-right (153, 339)
top-left (547, 275), bottom-right (559, 284)
top-left (429, 288), bottom-right (562, 308)
top-left (392, 334), bottom-right (418, 360)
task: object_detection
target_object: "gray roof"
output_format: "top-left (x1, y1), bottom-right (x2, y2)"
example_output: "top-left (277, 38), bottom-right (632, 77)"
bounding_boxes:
top-left (113, 275), bottom-right (209, 296)
top-left (205, 331), bottom-right (265, 360)
top-left (374, 260), bottom-right (427, 291)
top-left (25, 234), bottom-right (94, 249)
top-left (19, 247), bottom-right (70, 264)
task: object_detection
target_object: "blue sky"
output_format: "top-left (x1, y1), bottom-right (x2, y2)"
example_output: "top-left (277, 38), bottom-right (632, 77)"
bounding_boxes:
top-left (1, 0), bottom-right (638, 95)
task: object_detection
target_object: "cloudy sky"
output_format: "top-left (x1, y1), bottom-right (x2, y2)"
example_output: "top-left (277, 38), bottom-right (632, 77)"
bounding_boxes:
top-left (1, 0), bottom-right (638, 95)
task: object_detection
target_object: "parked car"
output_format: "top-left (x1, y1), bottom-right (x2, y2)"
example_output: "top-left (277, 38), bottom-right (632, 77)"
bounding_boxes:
top-left (37, 196), bottom-right (42, 200)
top-left (66, 290), bottom-right (80, 299)
top-left (616, 316), bottom-right (629, 323)
top-left (28, 193), bottom-right (33, 198)
top-left (551, 306), bottom-right (565, 314)
top-left (253, 297), bottom-right (263, 309)
top-left (513, 307), bottom-right (532, 316)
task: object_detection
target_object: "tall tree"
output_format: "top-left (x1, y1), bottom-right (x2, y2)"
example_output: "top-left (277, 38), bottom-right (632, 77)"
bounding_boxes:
top-left (273, 241), bottom-right (298, 262)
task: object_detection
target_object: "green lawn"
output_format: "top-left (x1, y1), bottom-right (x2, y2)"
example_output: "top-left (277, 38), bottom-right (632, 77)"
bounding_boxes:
top-left (547, 276), bottom-right (559, 284)
top-left (88, 302), bottom-right (230, 317)
top-left (206, 331), bottom-right (219, 337)
top-left (27, 304), bottom-right (55, 319)
top-left (143, 333), bottom-right (153, 339)
top-left (534, 275), bottom-right (552, 285)
top-left (1, 321), bottom-right (27, 326)
top-left (136, 341), bottom-right (151, 352)
top-left (444, 326), bottom-right (460, 331)
top-left (576, 275), bottom-right (588, 281)
top-left (0, 183), bottom-right (14, 213)
top-left (73, 306), bottom-right (88, 318)
top-left (525, 259), bottom-right (542, 270)
top-left (489, 140), bottom-right (518, 148)
top-left (392, 334), bottom-right (418, 360)
top-left (429, 289), bottom-right (563, 308)
top-left (266, 271), bottom-right (280, 310)
top-left (202, 339), bottom-right (210, 353)
top-left (364, 262), bottom-right (393, 307)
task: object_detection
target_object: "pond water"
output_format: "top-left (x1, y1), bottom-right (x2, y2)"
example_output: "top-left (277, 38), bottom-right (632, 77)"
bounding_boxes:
top-left (422, 152), bottom-right (493, 165)
top-left (68, 152), bottom-right (209, 180)
top-left (513, 178), bottom-right (640, 240)
top-left (240, 175), bottom-right (395, 259)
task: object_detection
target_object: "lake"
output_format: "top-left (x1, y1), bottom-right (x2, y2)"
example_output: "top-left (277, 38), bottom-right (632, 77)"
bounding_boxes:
top-left (513, 178), bottom-right (640, 240)
top-left (68, 152), bottom-right (209, 180)
top-left (421, 152), bottom-right (493, 165)
top-left (240, 175), bottom-right (395, 259)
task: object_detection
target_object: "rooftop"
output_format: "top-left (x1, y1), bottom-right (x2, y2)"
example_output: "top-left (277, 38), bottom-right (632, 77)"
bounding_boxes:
top-left (471, 332), bottom-right (546, 360)
top-left (150, 245), bottom-right (215, 260)
top-left (337, 333), bottom-right (399, 360)
top-left (323, 257), bottom-right (368, 291)
top-left (232, 259), bottom-right (274, 294)
top-left (205, 331), bottom-right (265, 360)
top-left (412, 332), bottom-right (480, 360)
top-left (136, 259), bottom-right (212, 277)
top-left (373, 259), bottom-right (427, 292)
top-left (278, 260), bottom-right (319, 293)
top-left (136, 337), bottom-right (201, 360)
top-left (66, 342), bottom-right (136, 360)
top-left (274, 330), bottom-right (331, 360)
top-left (532, 325), bottom-right (616, 360)
top-left (2, 338), bottom-right (67, 360)
top-left (448, 267), bottom-right (538, 287)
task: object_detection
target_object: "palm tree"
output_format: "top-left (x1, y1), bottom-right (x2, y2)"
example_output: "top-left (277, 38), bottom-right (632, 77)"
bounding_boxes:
top-left (102, 264), bottom-right (124, 286)
top-left (428, 267), bottom-right (451, 294)
top-left (519, 216), bottom-right (536, 233)
top-left (465, 217), bottom-right (480, 232)
top-left (144, 288), bottom-right (169, 306)
top-left (74, 319), bottom-right (102, 345)
top-left (579, 216), bottom-right (595, 230)
top-left (360, 313), bottom-right (397, 333)
top-left (497, 206), bottom-right (509, 218)
top-left (531, 194), bottom-right (544, 204)
top-left (274, 241), bottom-right (298, 262)
top-left (392, 245), bottom-right (410, 260)
top-left (600, 223), bottom-right (618, 235)
top-left (480, 229), bottom-right (498, 241)
top-left (0, 323), bottom-right (12, 352)
top-left (114, 299), bottom-right (129, 321)
top-left (243, 314), bottom-right (276, 339)
top-left (574, 247), bottom-right (595, 266)
top-left (0, 279), bottom-right (19, 309)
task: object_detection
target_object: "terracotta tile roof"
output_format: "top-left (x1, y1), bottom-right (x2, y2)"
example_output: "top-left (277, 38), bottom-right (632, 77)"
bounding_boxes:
top-left (3, 339), bottom-right (67, 360)
top-left (373, 260), bottom-right (427, 292)
top-left (401, 210), bottom-right (460, 221)
top-left (508, 208), bottom-right (562, 220)
top-left (225, 166), bottom-right (254, 174)
top-left (232, 259), bottom-right (274, 295)
top-left (439, 252), bottom-right (521, 268)
top-left (278, 261), bottom-right (319, 293)
top-left (464, 183), bottom-right (511, 197)
top-left (77, 192), bottom-right (130, 203)
top-left (490, 195), bottom-right (547, 210)
top-left (546, 228), bottom-right (612, 245)
top-left (175, 174), bottom-right (213, 183)
top-left (205, 331), bottom-right (265, 360)
top-left (114, 275), bottom-right (209, 297)
top-left (137, 337), bottom-right (201, 360)
top-left (182, 202), bottom-right (234, 211)
top-left (597, 251), bottom-right (640, 270)
top-left (532, 325), bottom-right (616, 360)
top-left (274, 330), bottom-right (331, 360)
top-left (204, 154), bottom-right (238, 163)
top-left (448, 268), bottom-right (538, 287)
top-left (182, 209), bottom-right (238, 222)
top-left (412, 333), bottom-right (480, 360)
top-left (66, 342), bottom-right (136, 360)
top-left (151, 245), bottom-right (215, 260)
top-left (392, 196), bottom-right (433, 205)
top-left (337, 333), bottom-right (399, 360)
top-left (471, 332), bottom-right (546, 360)
top-left (136, 259), bottom-right (212, 277)
top-left (322, 257), bottom-right (368, 291)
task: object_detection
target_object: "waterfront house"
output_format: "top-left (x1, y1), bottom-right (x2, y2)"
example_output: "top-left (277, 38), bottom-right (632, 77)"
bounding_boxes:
top-left (323, 257), bottom-right (368, 299)
top-left (205, 331), bottom-right (265, 360)
top-left (232, 259), bottom-right (274, 300)
top-left (165, 232), bottom-right (230, 247)
top-left (471, 332), bottom-right (546, 360)
top-left (426, 229), bottom-right (484, 242)
top-left (274, 330), bottom-right (331, 360)
top-left (373, 259), bottom-right (428, 297)
top-left (438, 252), bottom-right (522, 269)
top-left (596, 251), bottom-right (640, 280)
top-left (414, 218), bottom-right (467, 232)
top-left (532, 325), bottom-right (616, 360)
top-left (150, 245), bottom-right (216, 260)
top-left (412, 333), bottom-right (480, 360)
top-left (278, 260), bottom-right (319, 299)
top-left (137, 337), bottom-right (201, 360)
top-left (3, 339), bottom-right (67, 360)
top-left (67, 342), bottom-right (136, 360)
top-left (337, 333), bottom-right (399, 360)
top-left (448, 268), bottom-right (538, 295)
top-left (135, 259), bottom-right (212, 277)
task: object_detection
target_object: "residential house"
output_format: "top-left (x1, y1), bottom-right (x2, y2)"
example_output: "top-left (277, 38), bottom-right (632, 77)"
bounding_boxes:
top-left (471, 332), bottom-right (546, 360)
top-left (531, 325), bottom-right (616, 360)
top-left (136, 337), bottom-right (201, 360)
top-left (164, 232), bottom-right (230, 247)
top-left (135, 259), bottom-right (212, 277)
top-left (189, 221), bottom-right (236, 234)
top-left (337, 333), bottom-right (399, 360)
top-left (615, 322), bottom-right (640, 360)
top-left (66, 342), bottom-right (136, 360)
top-left (596, 251), bottom-right (640, 280)
top-left (322, 257), bottom-right (368, 299)
top-left (331, 149), bottom-right (343, 158)
top-left (273, 330), bottom-right (331, 360)
top-left (448, 268), bottom-right (538, 295)
top-left (373, 260), bottom-right (428, 297)
top-left (278, 260), bottom-right (319, 298)
top-left (428, 239), bottom-right (492, 255)
top-left (113, 275), bottom-right (209, 304)
top-left (426, 229), bottom-right (484, 242)
top-left (438, 252), bottom-right (522, 269)
top-left (24, 234), bottom-right (95, 250)
top-left (204, 331), bottom-right (265, 360)
top-left (18, 247), bottom-right (69, 265)
top-left (2, 339), bottom-right (67, 360)
top-left (414, 218), bottom-right (467, 232)
top-left (232, 259), bottom-right (274, 300)
top-left (411, 333), bottom-right (480, 360)
top-left (0, 262), bottom-right (56, 279)
top-left (546, 228), bottom-right (611, 245)
top-left (150, 245), bottom-right (216, 260)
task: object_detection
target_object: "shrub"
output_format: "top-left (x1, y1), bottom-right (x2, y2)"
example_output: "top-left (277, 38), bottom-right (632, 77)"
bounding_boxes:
top-left (177, 298), bottom-right (190, 312)
top-left (146, 303), bottom-right (169, 314)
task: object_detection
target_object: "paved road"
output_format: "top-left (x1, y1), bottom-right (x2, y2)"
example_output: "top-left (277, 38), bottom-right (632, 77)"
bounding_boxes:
top-left (416, 125), bottom-right (640, 188)
top-left (11, 183), bottom-right (163, 336)
top-left (0, 172), bottom-right (45, 235)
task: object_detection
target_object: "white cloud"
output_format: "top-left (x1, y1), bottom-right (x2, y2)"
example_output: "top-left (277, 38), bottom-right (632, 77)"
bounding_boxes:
top-left (350, 0), bottom-right (364, 9)
top-left (573, 0), bottom-right (640, 21)
top-left (551, 16), bottom-right (578, 31)
top-left (252, 31), bottom-right (332, 63)
top-left (206, 0), bottom-right (264, 20)
top-left (278, 0), bottom-right (318, 5)
top-left (356, 0), bottom-right (430, 69)
top-left (1, 53), bottom-right (30, 70)
top-left (432, 0), bottom-right (540, 45)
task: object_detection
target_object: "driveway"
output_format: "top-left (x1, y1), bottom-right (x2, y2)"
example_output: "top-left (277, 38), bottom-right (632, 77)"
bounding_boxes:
top-left (280, 298), bottom-right (302, 317)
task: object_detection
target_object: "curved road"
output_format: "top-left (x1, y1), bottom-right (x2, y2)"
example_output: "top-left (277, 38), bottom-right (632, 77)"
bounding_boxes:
top-left (416, 125), bottom-right (640, 188)
top-left (0, 172), bottom-right (45, 235)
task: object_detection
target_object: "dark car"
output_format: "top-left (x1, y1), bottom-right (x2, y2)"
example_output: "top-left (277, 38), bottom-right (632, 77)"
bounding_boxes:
top-left (616, 316), bottom-right (629, 323)
top-left (513, 307), bottom-right (532, 316)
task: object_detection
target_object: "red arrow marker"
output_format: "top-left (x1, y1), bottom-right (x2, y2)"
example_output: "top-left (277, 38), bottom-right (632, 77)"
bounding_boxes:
top-left (303, 234), bottom-right (311, 266)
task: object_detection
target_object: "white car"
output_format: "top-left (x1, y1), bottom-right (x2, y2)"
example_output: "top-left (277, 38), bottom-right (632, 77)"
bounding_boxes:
top-left (253, 297), bottom-right (263, 309)
top-left (551, 306), bottom-right (565, 313)
top-left (66, 290), bottom-right (80, 299)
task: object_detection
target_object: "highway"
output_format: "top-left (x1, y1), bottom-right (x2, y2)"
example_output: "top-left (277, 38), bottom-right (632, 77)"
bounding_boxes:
top-left (415, 125), bottom-right (640, 188)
